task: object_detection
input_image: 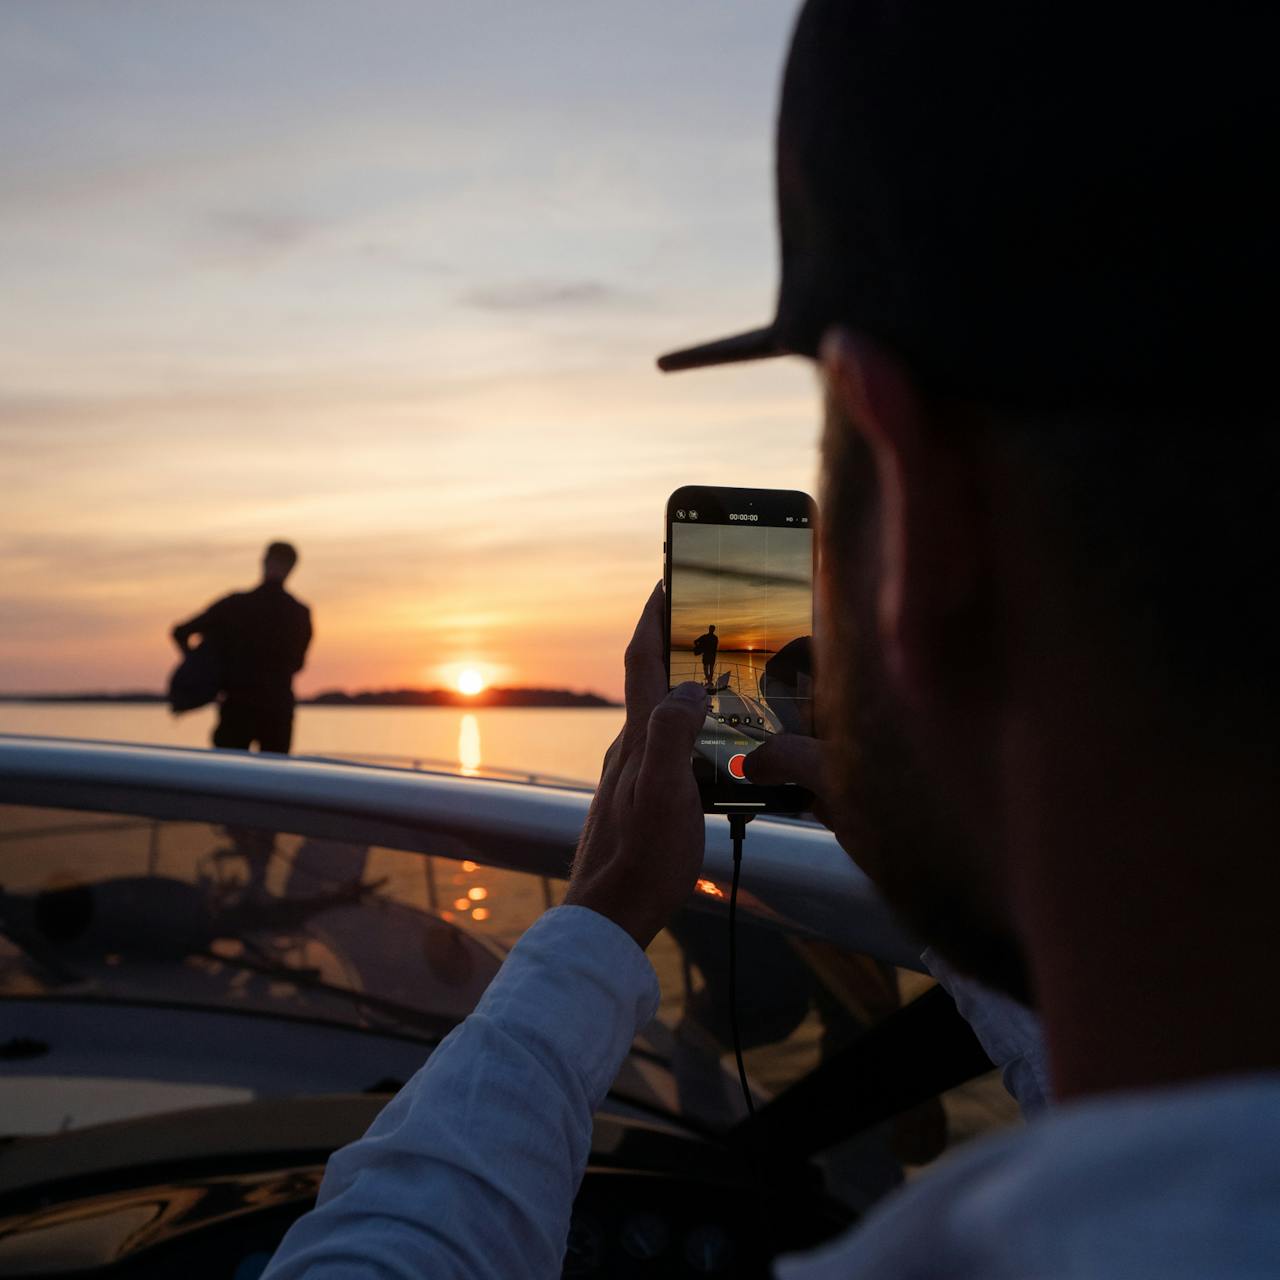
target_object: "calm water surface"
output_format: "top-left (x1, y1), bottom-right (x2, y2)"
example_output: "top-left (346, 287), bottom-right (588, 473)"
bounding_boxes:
top-left (0, 703), bottom-right (624, 786)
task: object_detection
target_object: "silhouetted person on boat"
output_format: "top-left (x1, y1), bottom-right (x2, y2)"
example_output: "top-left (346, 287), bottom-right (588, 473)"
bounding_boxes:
top-left (172, 542), bottom-right (311, 754)
top-left (692, 624), bottom-right (718, 685)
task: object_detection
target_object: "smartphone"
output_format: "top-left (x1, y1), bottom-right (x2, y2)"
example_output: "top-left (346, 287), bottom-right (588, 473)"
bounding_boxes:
top-left (664, 485), bottom-right (816, 815)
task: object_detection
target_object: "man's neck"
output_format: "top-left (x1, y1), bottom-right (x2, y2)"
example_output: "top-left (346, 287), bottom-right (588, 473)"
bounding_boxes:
top-left (1006, 708), bottom-right (1280, 1101)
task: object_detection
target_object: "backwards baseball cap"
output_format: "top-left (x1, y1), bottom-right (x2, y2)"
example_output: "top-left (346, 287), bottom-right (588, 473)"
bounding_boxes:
top-left (658, 1), bottom-right (1280, 411)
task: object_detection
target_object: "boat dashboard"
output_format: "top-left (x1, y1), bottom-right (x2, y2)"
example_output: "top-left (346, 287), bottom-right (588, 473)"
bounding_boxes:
top-left (0, 1095), bottom-right (851, 1278)
top-left (0, 739), bottom-right (1004, 1275)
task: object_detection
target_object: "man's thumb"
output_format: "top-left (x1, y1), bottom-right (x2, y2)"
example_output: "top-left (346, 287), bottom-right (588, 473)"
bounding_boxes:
top-left (743, 733), bottom-right (825, 789)
top-left (637, 682), bottom-right (708, 793)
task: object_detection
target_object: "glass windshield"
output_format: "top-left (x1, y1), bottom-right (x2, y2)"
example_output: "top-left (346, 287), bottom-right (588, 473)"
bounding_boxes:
top-left (0, 798), bottom-right (1015, 1168)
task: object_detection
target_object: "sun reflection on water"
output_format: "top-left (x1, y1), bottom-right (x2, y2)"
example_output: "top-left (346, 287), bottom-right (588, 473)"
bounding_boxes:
top-left (458, 713), bottom-right (481, 775)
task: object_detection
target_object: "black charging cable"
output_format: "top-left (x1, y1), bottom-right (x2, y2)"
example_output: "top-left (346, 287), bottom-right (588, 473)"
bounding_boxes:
top-left (727, 811), bottom-right (755, 1120)
top-left (729, 812), bottom-right (787, 1263)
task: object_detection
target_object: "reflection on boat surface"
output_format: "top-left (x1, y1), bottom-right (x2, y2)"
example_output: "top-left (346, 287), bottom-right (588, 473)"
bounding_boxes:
top-left (0, 737), bottom-right (1015, 1277)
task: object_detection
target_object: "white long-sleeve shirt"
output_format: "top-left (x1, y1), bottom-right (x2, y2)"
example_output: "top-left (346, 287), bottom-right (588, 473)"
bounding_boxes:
top-left (264, 905), bottom-right (1280, 1279)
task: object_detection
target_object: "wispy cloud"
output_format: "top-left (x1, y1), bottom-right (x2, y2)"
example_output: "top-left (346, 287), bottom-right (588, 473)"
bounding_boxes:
top-left (208, 208), bottom-right (315, 252)
top-left (460, 279), bottom-right (631, 312)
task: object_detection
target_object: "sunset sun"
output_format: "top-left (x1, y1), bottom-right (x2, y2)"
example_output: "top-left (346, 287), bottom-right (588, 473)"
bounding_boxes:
top-left (456, 668), bottom-right (487, 696)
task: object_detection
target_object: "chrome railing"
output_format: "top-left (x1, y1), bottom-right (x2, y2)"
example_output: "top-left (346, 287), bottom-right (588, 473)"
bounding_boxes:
top-left (295, 749), bottom-right (593, 791)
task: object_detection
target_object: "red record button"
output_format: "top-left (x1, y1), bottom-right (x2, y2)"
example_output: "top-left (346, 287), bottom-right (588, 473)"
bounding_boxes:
top-left (727, 753), bottom-right (748, 781)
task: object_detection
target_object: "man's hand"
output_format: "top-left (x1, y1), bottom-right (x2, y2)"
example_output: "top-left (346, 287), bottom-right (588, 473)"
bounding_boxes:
top-left (744, 732), bottom-right (851, 847)
top-left (564, 584), bottom-right (709, 950)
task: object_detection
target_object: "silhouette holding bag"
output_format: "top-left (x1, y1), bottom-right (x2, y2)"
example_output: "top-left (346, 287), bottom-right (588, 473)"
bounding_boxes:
top-left (169, 542), bottom-right (311, 751)
top-left (168, 640), bottom-right (223, 714)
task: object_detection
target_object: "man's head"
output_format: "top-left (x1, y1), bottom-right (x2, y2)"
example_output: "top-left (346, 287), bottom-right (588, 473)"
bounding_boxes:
top-left (262, 541), bottom-right (298, 584)
top-left (663, 3), bottom-right (1280, 999)
top-left (708, 624), bottom-right (716, 634)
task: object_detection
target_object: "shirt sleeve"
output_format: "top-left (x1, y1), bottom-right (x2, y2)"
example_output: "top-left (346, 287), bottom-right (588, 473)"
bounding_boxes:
top-left (261, 905), bottom-right (661, 1280)
top-left (921, 946), bottom-right (1052, 1114)
top-left (175, 595), bottom-right (230, 641)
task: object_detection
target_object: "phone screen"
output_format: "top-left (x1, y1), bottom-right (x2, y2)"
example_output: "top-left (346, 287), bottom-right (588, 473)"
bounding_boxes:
top-left (665, 485), bottom-right (815, 814)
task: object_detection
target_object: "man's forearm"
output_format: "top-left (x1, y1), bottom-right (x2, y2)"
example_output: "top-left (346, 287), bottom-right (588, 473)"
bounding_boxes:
top-left (262, 906), bottom-right (660, 1280)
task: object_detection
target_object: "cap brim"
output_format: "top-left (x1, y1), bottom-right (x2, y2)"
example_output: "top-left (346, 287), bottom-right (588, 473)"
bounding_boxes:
top-left (656, 325), bottom-right (783, 373)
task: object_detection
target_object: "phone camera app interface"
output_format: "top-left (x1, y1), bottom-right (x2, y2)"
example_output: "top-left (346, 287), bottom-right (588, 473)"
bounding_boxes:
top-left (669, 516), bottom-right (813, 791)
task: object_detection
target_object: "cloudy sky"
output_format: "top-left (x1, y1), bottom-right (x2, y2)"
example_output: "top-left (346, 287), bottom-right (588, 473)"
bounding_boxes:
top-left (0, 1), bottom-right (820, 699)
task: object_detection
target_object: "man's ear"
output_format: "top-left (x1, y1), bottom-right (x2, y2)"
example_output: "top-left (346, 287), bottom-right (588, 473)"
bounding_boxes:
top-left (821, 328), bottom-right (981, 710)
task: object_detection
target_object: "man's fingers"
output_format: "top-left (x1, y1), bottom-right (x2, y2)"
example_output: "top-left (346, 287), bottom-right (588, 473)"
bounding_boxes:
top-left (623, 582), bottom-right (669, 740)
top-left (635, 682), bottom-right (709, 806)
top-left (743, 733), bottom-right (826, 790)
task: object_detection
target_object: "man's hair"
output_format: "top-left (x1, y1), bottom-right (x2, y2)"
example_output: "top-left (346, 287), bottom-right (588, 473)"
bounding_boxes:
top-left (264, 541), bottom-right (298, 570)
top-left (708, 624), bottom-right (716, 631)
